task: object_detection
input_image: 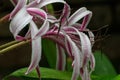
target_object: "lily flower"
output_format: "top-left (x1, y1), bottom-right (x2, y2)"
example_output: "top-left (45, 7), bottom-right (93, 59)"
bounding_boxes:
top-left (9, 0), bottom-right (95, 80)
top-left (41, 4), bottom-right (95, 80)
top-left (9, 0), bottom-right (67, 78)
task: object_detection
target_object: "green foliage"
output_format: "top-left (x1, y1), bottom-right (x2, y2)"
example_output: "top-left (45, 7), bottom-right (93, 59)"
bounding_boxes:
top-left (92, 51), bottom-right (117, 76)
top-left (113, 75), bottom-right (120, 80)
top-left (42, 39), bottom-right (56, 68)
top-left (4, 67), bottom-right (72, 80)
top-left (3, 50), bottom-right (119, 80)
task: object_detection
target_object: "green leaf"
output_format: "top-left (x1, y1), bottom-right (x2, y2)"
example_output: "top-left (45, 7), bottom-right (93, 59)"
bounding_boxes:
top-left (92, 51), bottom-right (117, 76)
top-left (4, 66), bottom-right (116, 80)
top-left (42, 39), bottom-right (56, 68)
top-left (4, 67), bottom-right (72, 80)
top-left (113, 75), bottom-right (120, 80)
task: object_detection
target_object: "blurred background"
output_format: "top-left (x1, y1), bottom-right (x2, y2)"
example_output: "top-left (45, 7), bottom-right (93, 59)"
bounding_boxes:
top-left (0, 0), bottom-right (120, 79)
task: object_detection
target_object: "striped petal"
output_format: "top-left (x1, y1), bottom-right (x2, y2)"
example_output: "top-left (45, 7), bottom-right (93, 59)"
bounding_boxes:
top-left (56, 44), bottom-right (66, 71)
top-left (27, 8), bottom-right (49, 39)
top-left (10, 0), bottom-right (27, 19)
top-left (60, 4), bottom-right (70, 26)
top-left (88, 29), bottom-right (95, 46)
top-left (27, 8), bottom-right (47, 19)
top-left (68, 7), bottom-right (92, 30)
top-left (65, 34), bottom-right (81, 80)
top-left (10, 7), bottom-right (32, 40)
top-left (70, 27), bottom-right (94, 80)
top-left (26, 20), bottom-right (42, 74)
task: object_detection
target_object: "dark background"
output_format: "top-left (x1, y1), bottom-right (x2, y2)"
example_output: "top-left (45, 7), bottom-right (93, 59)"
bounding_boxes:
top-left (0, 0), bottom-right (120, 79)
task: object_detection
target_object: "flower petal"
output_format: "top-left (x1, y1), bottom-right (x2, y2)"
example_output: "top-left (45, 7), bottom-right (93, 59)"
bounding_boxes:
top-left (70, 27), bottom-right (94, 80)
top-left (68, 7), bottom-right (92, 29)
top-left (88, 29), bottom-right (95, 46)
top-left (10, 0), bottom-right (27, 19)
top-left (56, 44), bottom-right (66, 71)
top-left (10, 7), bottom-right (33, 40)
top-left (26, 21), bottom-right (42, 74)
top-left (59, 4), bottom-right (70, 26)
top-left (27, 8), bottom-right (47, 19)
top-left (65, 34), bottom-right (81, 80)
top-left (65, 38), bottom-right (73, 57)
top-left (27, 8), bottom-right (49, 39)
top-left (10, 8), bottom-right (32, 38)
top-left (80, 13), bottom-right (92, 31)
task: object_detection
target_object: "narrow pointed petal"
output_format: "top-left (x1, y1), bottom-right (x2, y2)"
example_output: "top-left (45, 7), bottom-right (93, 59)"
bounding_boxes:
top-left (10, 0), bottom-right (27, 19)
top-left (79, 32), bottom-right (92, 67)
top-left (77, 30), bottom-right (94, 80)
top-left (65, 34), bottom-right (81, 80)
top-left (89, 53), bottom-right (95, 73)
top-left (68, 7), bottom-right (86, 25)
top-left (10, 7), bottom-right (32, 39)
top-left (80, 13), bottom-right (92, 31)
top-left (60, 4), bottom-right (70, 26)
top-left (82, 67), bottom-right (91, 80)
top-left (68, 7), bottom-right (92, 29)
top-left (67, 27), bottom-right (94, 80)
top-left (65, 38), bottom-right (73, 57)
top-left (26, 21), bottom-right (42, 74)
top-left (88, 30), bottom-right (95, 46)
top-left (70, 27), bottom-right (92, 67)
top-left (56, 44), bottom-right (66, 71)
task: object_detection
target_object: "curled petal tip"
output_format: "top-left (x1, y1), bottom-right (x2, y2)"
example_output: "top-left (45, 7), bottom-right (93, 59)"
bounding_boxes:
top-left (25, 72), bottom-right (28, 75)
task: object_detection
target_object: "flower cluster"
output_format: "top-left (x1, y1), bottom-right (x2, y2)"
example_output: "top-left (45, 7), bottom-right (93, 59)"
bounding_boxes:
top-left (8, 0), bottom-right (95, 80)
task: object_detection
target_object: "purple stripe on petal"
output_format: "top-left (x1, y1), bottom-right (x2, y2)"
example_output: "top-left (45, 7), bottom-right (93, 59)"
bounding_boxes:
top-left (80, 15), bottom-right (89, 31)
top-left (65, 34), bottom-right (81, 80)
top-left (15, 35), bottom-right (25, 41)
top-left (68, 7), bottom-right (92, 28)
top-left (60, 4), bottom-right (70, 26)
top-left (65, 38), bottom-right (73, 57)
top-left (27, 8), bottom-right (46, 19)
top-left (80, 13), bottom-right (92, 31)
top-left (10, 0), bottom-right (27, 19)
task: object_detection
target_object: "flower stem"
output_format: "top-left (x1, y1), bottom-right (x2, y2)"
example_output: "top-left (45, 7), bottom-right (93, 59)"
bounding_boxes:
top-left (0, 40), bottom-right (30, 55)
top-left (0, 40), bottom-right (20, 50)
top-left (0, 14), bottom-right (10, 23)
